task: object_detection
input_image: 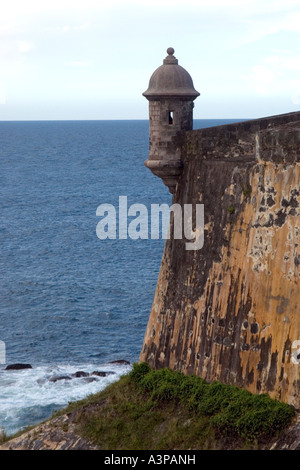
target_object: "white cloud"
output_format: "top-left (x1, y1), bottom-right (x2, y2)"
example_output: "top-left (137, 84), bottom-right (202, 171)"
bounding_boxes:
top-left (281, 10), bottom-right (300, 32)
top-left (0, 22), bottom-right (20, 35)
top-left (66, 60), bottom-right (92, 67)
top-left (0, 39), bottom-right (35, 62)
top-left (242, 52), bottom-right (300, 100)
top-left (0, 82), bottom-right (6, 105)
top-left (56, 22), bottom-right (90, 34)
top-left (265, 54), bottom-right (300, 71)
top-left (246, 65), bottom-right (278, 95)
top-left (17, 40), bottom-right (35, 53)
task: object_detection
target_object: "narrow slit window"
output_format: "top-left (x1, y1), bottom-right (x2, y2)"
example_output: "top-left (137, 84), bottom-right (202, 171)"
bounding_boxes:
top-left (168, 111), bottom-right (174, 124)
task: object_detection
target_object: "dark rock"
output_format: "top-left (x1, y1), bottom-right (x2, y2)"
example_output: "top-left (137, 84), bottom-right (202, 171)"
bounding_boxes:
top-left (72, 371), bottom-right (89, 378)
top-left (5, 363), bottom-right (32, 370)
top-left (49, 375), bottom-right (72, 383)
top-left (109, 360), bottom-right (130, 365)
top-left (92, 371), bottom-right (115, 377)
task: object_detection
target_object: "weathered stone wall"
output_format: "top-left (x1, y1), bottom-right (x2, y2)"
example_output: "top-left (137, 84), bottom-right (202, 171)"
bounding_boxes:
top-left (140, 111), bottom-right (300, 408)
top-left (145, 99), bottom-right (195, 193)
top-left (148, 99), bottom-right (194, 161)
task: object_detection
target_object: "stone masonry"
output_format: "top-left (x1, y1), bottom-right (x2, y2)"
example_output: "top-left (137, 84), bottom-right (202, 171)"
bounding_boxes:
top-left (141, 49), bottom-right (300, 408)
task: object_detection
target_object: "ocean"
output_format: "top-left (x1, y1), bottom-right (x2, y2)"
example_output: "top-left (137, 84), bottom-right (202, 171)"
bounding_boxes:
top-left (0, 118), bottom-right (244, 436)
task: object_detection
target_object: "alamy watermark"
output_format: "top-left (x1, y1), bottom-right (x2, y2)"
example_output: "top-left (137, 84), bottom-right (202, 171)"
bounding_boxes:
top-left (0, 340), bottom-right (5, 364)
top-left (96, 196), bottom-right (204, 250)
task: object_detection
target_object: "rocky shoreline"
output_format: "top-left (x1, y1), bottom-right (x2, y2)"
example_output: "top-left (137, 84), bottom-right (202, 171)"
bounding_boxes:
top-left (1, 361), bottom-right (299, 451)
top-left (1, 403), bottom-right (300, 451)
top-left (0, 413), bottom-right (100, 450)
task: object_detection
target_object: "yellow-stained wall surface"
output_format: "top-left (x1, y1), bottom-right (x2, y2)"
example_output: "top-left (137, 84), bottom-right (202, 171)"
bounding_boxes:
top-left (140, 112), bottom-right (300, 408)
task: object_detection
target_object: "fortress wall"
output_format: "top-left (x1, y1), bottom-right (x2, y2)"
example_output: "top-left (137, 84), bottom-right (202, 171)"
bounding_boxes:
top-left (140, 111), bottom-right (300, 408)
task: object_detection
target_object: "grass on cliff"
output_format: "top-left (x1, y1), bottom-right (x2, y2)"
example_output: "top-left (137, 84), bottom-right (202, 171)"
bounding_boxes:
top-left (63, 363), bottom-right (295, 450)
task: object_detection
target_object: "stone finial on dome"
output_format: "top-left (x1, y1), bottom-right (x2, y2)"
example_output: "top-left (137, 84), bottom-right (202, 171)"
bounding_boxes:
top-left (163, 47), bottom-right (178, 65)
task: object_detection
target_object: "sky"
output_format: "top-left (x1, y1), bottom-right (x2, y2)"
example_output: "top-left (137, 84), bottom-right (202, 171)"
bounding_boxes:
top-left (1, 0), bottom-right (300, 120)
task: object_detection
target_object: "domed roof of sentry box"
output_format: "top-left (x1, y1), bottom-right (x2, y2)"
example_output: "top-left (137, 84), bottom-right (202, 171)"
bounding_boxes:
top-left (143, 47), bottom-right (200, 100)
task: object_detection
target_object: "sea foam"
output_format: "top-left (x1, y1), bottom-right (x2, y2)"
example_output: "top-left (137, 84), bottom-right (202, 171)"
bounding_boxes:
top-left (0, 361), bottom-right (131, 436)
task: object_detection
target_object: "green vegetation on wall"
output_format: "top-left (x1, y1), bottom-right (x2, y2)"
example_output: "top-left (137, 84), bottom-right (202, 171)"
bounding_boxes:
top-left (65, 363), bottom-right (295, 450)
top-left (130, 363), bottom-right (295, 441)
